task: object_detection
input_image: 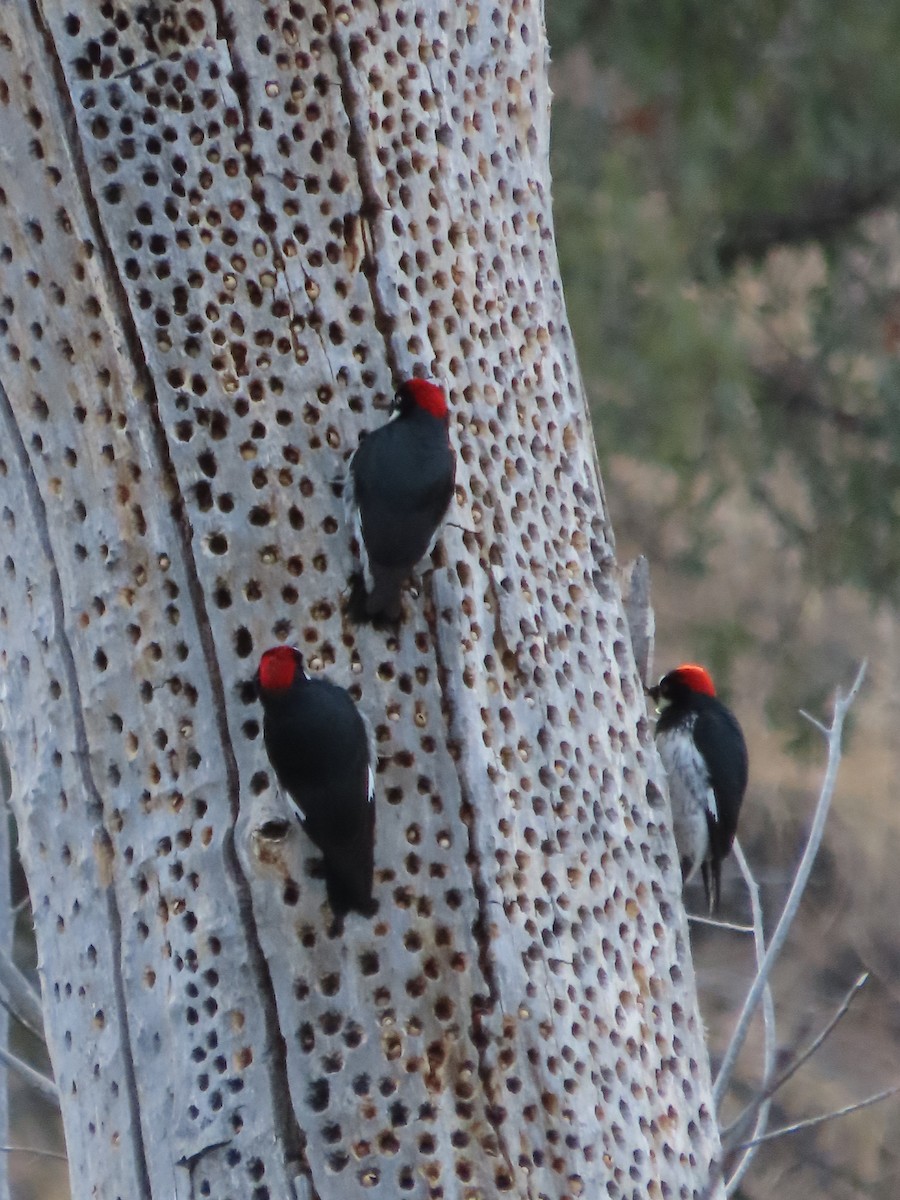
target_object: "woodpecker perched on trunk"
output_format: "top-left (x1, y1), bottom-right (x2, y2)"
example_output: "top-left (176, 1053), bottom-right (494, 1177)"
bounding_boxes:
top-left (345, 378), bottom-right (456, 625)
top-left (648, 663), bottom-right (748, 912)
top-left (256, 646), bottom-right (377, 921)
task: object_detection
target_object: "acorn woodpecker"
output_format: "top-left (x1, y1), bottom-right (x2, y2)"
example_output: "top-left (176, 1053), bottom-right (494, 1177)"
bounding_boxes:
top-left (648, 663), bottom-right (748, 912)
top-left (345, 378), bottom-right (456, 625)
top-left (256, 645), bottom-right (377, 920)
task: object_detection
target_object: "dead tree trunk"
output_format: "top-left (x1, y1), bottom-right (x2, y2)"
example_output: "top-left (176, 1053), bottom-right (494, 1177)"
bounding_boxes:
top-left (0, 2), bottom-right (722, 1197)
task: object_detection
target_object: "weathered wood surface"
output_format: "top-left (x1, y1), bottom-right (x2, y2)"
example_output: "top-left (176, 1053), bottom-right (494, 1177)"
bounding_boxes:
top-left (0, 2), bottom-right (721, 1197)
top-left (0, 746), bottom-right (10, 1200)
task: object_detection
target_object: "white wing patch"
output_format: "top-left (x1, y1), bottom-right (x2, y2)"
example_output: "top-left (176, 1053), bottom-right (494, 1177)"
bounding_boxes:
top-left (705, 783), bottom-right (718, 821)
top-left (656, 719), bottom-right (714, 883)
top-left (344, 449), bottom-right (373, 590)
top-left (273, 763), bottom-right (306, 824)
top-left (343, 451), bottom-right (357, 529)
top-left (361, 710), bottom-right (377, 804)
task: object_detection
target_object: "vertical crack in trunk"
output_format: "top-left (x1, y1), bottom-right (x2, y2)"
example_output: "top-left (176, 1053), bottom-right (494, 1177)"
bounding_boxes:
top-left (431, 595), bottom-right (519, 1192)
top-left (0, 379), bottom-right (153, 1200)
top-left (327, 12), bottom-right (407, 383)
top-left (208, 0), bottom-right (336, 387)
top-left (21, 0), bottom-right (308, 1185)
top-left (326, 5), bottom-right (519, 1180)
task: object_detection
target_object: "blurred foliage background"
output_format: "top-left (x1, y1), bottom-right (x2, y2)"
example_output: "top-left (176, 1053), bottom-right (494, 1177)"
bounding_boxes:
top-left (548, 3), bottom-right (900, 1196)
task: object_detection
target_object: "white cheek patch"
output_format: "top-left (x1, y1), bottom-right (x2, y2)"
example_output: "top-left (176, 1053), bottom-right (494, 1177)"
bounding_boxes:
top-left (367, 766), bottom-right (375, 805)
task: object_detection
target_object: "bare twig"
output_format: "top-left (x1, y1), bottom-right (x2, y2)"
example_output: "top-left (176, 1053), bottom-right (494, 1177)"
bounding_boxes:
top-left (0, 950), bottom-right (43, 1040)
top-left (723, 971), bottom-right (871, 1142)
top-left (771, 970), bottom-right (869, 1094)
top-left (712, 662), bottom-right (867, 1109)
top-left (733, 1082), bottom-right (900, 1151)
top-left (688, 913), bottom-right (753, 935)
top-left (798, 709), bottom-right (828, 736)
top-left (0, 1144), bottom-right (66, 1162)
top-left (724, 839), bottom-right (776, 1195)
top-left (0, 1045), bottom-right (58, 1109)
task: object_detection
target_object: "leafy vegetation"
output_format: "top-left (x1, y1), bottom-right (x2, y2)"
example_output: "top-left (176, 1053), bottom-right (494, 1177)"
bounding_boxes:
top-left (549, 1), bottom-right (900, 606)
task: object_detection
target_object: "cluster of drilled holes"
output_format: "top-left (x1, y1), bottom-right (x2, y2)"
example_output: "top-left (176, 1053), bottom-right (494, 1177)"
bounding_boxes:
top-left (176, 938), bottom-right (251, 1123)
top-left (68, 22), bottom-right (384, 660)
top-left (66, 6), bottom-right (206, 80)
top-left (50, 907), bottom-right (116, 1099)
top-left (0, 190), bottom-right (222, 835)
top-left (287, 911), bottom-right (482, 1173)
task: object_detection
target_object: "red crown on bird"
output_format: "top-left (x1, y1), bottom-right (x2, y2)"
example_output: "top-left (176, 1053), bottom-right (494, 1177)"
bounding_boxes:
top-left (258, 645), bottom-right (303, 693)
top-left (668, 663), bottom-right (716, 696)
top-left (398, 378), bottom-right (448, 419)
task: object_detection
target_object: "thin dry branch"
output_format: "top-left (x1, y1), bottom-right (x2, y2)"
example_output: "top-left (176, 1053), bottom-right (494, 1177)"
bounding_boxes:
top-left (687, 914), bottom-right (753, 935)
top-left (0, 1045), bottom-right (58, 1109)
top-left (798, 708), bottom-right (829, 736)
top-left (0, 1144), bottom-right (66, 1162)
top-left (734, 1082), bottom-right (900, 1151)
top-left (712, 662), bottom-right (867, 1109)
top-left (723, 970), bottom-right (871, 1142)
top-left (0, 948), bottom-right (43, 1040)
top-left (724, 839), bottom-right (776, 1195)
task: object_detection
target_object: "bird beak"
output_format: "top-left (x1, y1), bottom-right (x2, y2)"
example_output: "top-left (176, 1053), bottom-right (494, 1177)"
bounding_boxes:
top-left (645, 685), bottom-right (669, 714)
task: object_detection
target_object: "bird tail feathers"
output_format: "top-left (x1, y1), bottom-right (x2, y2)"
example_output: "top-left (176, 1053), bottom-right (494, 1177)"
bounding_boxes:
top-left (345, 568), bottom-right (405, 627)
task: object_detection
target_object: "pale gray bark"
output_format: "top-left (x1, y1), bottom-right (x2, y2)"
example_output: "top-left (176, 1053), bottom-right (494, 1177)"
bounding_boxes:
top-left (0, 746), bottom-right (9, 1200)
top-left (0, 2), bottom-right (722, 1198)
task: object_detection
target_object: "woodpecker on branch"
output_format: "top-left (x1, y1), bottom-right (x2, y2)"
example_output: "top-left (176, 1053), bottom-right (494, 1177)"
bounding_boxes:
top-left (256, 646), bottom-right (377, 921)
top-left (345, 378), bottom-right (456, 626)
top-left (648, 663), bottom-right (748, 912)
